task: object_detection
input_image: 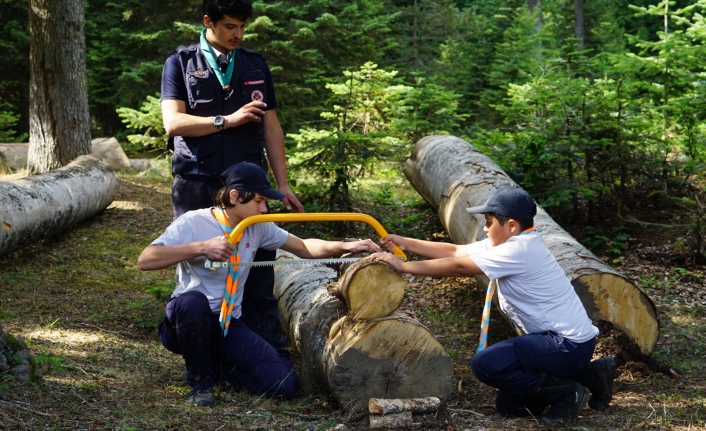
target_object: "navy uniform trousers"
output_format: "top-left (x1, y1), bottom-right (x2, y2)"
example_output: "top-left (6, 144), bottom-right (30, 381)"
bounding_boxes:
top-left (471, 331), bottom-right (595, 416)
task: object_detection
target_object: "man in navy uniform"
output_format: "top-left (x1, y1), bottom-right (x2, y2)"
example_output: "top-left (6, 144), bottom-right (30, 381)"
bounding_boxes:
top-left (160, 0), bottom-right (302, 363)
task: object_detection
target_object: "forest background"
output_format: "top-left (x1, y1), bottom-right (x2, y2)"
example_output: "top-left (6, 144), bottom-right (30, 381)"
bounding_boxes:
top-left (1, 1), bottom-right (706, 429)
top-left (2, 0), bottom-right (706, 254)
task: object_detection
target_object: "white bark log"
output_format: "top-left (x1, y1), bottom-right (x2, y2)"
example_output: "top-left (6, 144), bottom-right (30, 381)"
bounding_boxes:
top-left (369, 397), bottom-right (441, 414)
top-left (274, 252), bottom-right (453, 410)
top-left (403, 135), bottom-right (659, 354)
top-left (0, 155), bottom-right (117, 257)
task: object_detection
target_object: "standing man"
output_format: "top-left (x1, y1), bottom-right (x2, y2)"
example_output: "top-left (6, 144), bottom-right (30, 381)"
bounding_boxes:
top-left (160, 0), bottom-right (303, 359)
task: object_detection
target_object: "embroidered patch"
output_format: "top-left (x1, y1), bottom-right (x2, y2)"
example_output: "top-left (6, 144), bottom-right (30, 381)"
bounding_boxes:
top-left (251, 90), bottom-right (264, 101)
top-left (194, 70), bottom-right (205, 76)
top-left (244, 80), bottom-right (265, 85)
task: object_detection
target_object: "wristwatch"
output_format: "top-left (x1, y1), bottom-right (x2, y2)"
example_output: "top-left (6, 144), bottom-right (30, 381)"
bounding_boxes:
top-left (214, 115), bottom-right (225, 131)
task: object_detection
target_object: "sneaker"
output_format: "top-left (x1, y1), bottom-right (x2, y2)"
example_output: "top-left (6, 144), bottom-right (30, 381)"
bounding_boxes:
top-left (186, 388), bottom-right (215, 407)
top-left (541, 382), bottom-right (591, 427)
top-left (587, 356), bottom-right (616, 410)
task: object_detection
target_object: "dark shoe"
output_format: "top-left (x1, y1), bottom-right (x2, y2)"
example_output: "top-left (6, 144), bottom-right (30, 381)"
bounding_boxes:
top-left (535, 375), bottom-right (591, 427)
top-left (186, 388), bottom-right (215, 407)
top-left (587, 356), bottom-right (616, 410)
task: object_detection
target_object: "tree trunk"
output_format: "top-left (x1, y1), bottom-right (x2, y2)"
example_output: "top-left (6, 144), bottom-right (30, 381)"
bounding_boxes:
top-left (403, 135), bottom-right (659, 355)
top-left (27, 0), bottom-right (91, 174)
top-left (274, 253), bottom-right (454, 411)
top-left (575, 0), bottom-right (585, 51)
top-left (0, 156), bottom-right (117, 257)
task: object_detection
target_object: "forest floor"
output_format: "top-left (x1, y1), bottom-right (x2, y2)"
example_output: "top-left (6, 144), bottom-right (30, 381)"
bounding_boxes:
top-left (0, 165), bottom-right (705, 431)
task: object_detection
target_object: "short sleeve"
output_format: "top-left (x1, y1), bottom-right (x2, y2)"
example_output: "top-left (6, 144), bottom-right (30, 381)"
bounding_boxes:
top-left (262, 60), bottom-right (278, 110)
top-left (160, 54), bottom-right (188, 102)
top-left (151, 215), bottom-right (195, 247)
top-left (467, 239), bottom-right (527, 281)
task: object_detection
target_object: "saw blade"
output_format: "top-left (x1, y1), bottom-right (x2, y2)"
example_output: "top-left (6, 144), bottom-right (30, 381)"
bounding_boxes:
top-left (205, 257), bottom-right (361, 269)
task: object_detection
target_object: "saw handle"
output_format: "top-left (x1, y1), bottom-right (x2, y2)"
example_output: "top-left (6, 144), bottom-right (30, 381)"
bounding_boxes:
top-left (227, 213), bottom-right (407, 261)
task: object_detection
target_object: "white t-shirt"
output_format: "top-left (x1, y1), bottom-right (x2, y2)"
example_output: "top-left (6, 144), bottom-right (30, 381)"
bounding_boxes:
top-left (466, 231), bottom-right (598, 343)
top-left (151, 208), bottom-right (289, 318)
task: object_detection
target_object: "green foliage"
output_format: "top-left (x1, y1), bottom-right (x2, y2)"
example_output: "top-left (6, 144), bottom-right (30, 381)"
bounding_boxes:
top-left (116, 93), bottom-right (167, 151)
top-left (582, 225), bottom-right (630, 255)
top-left (248, 0), bottom-right (398, 133)
top-left (0, 110), bottom-right (26, 143)
top-left (288, 62), bottom-right (465, 211)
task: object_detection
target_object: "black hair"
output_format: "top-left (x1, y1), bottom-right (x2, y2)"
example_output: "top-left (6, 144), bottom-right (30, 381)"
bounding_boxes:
top-left (214, 187), bottom-right (256, 209)
top-left (203, 0), bottom-right (253, 23)
top-left (490, 213), bottom-right (534, 232)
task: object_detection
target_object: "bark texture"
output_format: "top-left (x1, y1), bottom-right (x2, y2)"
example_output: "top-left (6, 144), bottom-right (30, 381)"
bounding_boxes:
top-left (274, 253), bottom-right (453, 410)
top-left (369, 397), bottom-right (441, 414)
top-left (403, 135), bottom-right (659, 354)
top-left (28, 0), bottom-right (91, 173)
top-left (0, 156), bottom-right (117, 257)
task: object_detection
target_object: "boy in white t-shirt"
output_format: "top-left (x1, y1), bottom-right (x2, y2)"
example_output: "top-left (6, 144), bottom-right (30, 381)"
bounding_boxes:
top-left (138, 162), bottom-right (381, 407)
top-left (372, 186), bottom-right (616, 427)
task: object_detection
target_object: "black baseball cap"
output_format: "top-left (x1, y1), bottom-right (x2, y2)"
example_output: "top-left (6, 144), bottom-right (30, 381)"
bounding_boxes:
top-left (221, 162), bottom-right (285, 200)
top-left (466, 186), bottom-right (536, 220)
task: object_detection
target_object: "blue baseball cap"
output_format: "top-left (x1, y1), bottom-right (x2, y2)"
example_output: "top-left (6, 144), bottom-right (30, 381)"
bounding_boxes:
top-left (221, 162), bottom-right (285, 200)
top-left (466, 186), bottom-right (536, 220)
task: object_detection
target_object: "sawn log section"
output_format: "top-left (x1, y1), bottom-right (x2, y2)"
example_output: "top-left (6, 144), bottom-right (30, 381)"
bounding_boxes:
top-left (273, 252), bottom-right (454, 411)
top-left (403, 135), bottom-right (659, 354)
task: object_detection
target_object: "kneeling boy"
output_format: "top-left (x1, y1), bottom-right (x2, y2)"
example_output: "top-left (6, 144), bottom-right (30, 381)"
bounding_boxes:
top-left (138, 162), bottom-right (381, 406)
top-left (372, 186), bottom-right (616, 426)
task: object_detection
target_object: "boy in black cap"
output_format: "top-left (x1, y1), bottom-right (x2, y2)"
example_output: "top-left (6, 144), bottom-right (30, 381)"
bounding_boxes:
top-left (372, 186), bottom-right (616, 427)
top-left (138, 162), bottom-right (381, 407)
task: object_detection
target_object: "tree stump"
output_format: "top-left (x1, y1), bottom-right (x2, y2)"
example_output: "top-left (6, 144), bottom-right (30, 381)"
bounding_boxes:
top-left (274, 252), bottom-right (453, 410)
top-left (0, 155), bottom-right (118, 257)
top-left (403, 135), bottom-right (659, 354)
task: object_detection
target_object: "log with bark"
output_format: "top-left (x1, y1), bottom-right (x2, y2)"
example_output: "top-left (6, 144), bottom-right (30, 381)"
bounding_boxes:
top-left (369, 397), bottom-right (441, 414)
top-left (274, 252), bottom-right (454, 411)
top-left (403, 135), bottom-right (659, 354)
top-left (0, 155), bottom-right (118, 257)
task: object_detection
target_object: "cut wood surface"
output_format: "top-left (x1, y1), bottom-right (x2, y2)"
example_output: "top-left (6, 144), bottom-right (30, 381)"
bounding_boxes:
top-left (369, 411), bottom-right (412, 429)
top-left (274, 252), bottom-right (453, 410)
top-left (328, 257), bottom-right (407, 320)
top-left (369, 397), bottom-right (441, 414)
top-left (403, 135), bottom-right (659, 354)
top-left (0, 155), bottom-right (118, 257)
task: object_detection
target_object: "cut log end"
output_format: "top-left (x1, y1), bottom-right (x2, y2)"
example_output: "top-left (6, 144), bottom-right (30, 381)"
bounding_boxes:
top-left (573, 273), bottom-right (659, 354)
top-left (338, 257), bottom-right (407, 320)
top-left (326, 315), bottom-right (453, 411)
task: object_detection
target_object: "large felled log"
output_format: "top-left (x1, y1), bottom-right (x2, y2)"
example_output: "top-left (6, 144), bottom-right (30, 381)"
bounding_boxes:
top-left (403, 135), bottom-right (659, 354)
top-left (274, 252), bottom-right (453, 410)
top-left (0, 155), bottom-right (118, 257)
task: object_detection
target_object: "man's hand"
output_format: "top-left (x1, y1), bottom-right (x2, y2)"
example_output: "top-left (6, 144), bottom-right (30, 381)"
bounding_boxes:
top-left (203, 236), bottom-right (237, 262)
top-left (371, 252), bottom-right (404, 271)
top-left (225, 101), bottom-right (267, 128)
top-left (278, 185), bottom-right (304, 212)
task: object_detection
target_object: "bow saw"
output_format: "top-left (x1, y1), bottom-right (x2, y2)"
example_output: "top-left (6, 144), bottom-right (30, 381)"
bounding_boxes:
top-left (205, 212), bottom-right (407, 269)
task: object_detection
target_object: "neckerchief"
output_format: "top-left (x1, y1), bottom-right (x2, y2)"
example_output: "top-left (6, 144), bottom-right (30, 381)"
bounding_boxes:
top-left (213, 207), bottom-right (243, 337)
top-left (476, 225), bottom-right (536, 353)
top-left (200, 29), bottom-right (235, 92)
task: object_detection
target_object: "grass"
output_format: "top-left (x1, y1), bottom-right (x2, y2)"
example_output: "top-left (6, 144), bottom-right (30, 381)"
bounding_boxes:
top-left (0, 166), bottom-right (705, 430)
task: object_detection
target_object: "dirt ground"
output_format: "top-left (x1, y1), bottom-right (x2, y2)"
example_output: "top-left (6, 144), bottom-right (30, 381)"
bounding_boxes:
top-left (0, 171), bottom-right (705, 431)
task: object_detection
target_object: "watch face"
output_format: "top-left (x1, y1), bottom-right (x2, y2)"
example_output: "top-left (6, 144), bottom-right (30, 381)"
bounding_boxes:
top-left (214, 115), bottom-right (224, 128)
